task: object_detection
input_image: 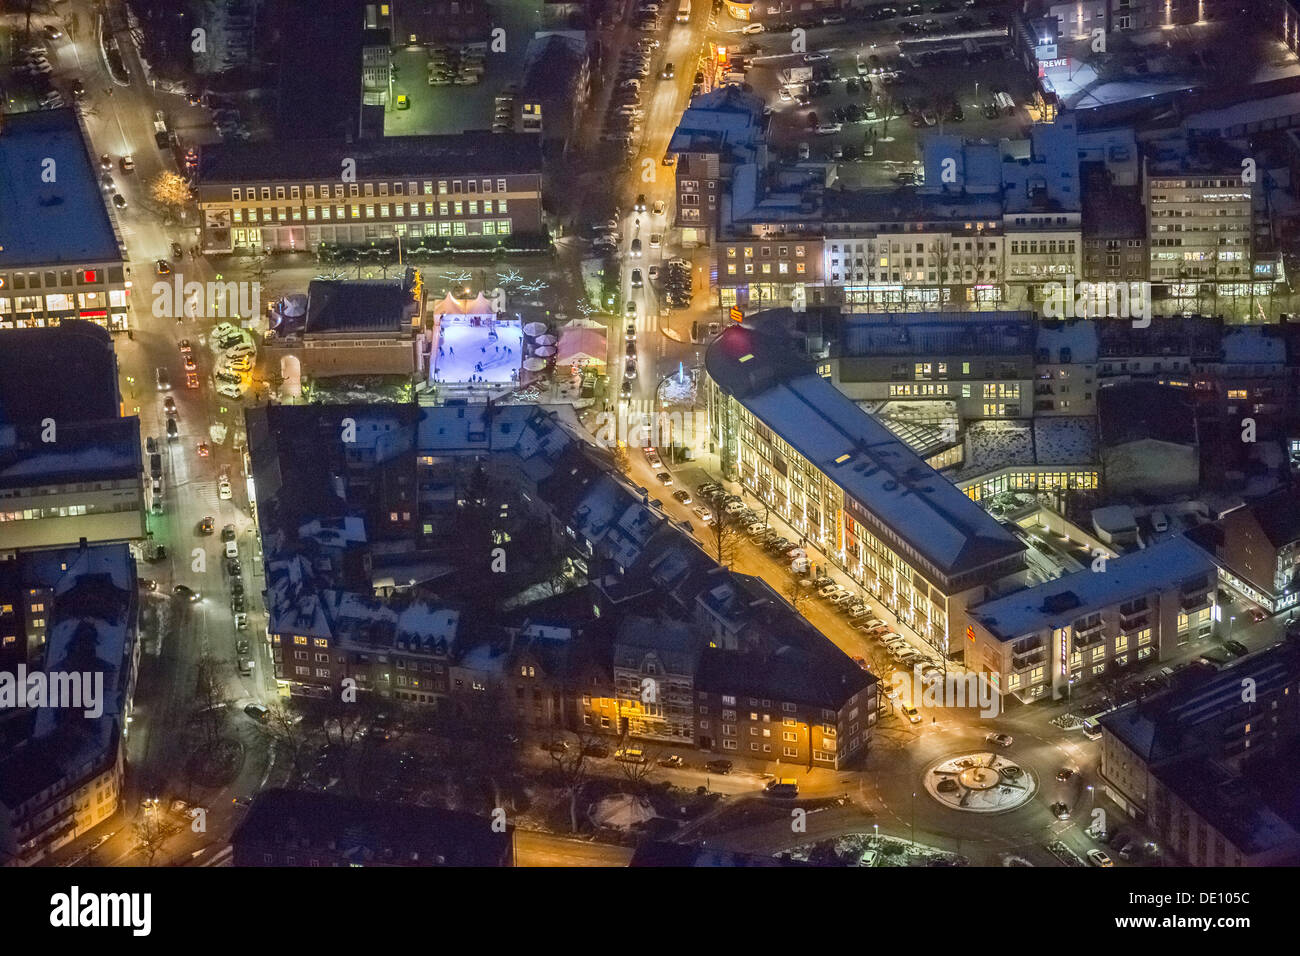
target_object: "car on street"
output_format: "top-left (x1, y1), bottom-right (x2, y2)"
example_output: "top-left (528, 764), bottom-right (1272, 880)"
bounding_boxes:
top-left (172, 584), bottom-right (200, 602)
top-left (119, 155), bottom-right (135, 173)
top-left (1050, 802), bottom-right (1071, 820)
top-left (658, 754), bottom-right (684, 768)
top-left (197, 441), bottom-right (210, 458)
top-left (652, 199), bottom-right (666, 216)
top-left (583, 742), bottom-right (611, 758)
top-left (1223, 639), bottom-right (1249, 657)
top-left (216, 382), bottom-right (241, 400)
top-left (112, 193), bottom-right (127, 210)
top-left (156, 259), bottom-right (171, 276)
top-left (218, 475), bottom-right (233, 499)
top-left (1086, 849), bottom-right (1113, 867)
top-left (244, 703), bottom-right (269, 722)
top-left (99, 153), bottom-right (112, 170)
top-left (901, 705), bottom-right (922, 723)
top-left (692, 505), bottom-right (713, 524)
top-left (1056, 768), bottom-right (1076, 782)
top-left (236, 640), bottom-right (250, 656)
top-left (634, 193), bottom-right (646, 212)
top-left (624, 357), bottom-right (637, 380)
top-left (631, 268), bottom-right (643, 287)
top-left (630, 237), bottom-right (642, 257)
top-left (165, 418), bottom-right (179, 441)
top-left (705, 759), bottom-right (733, 774)
top-left (673, 489), bottom-right (692, 504)
top-left (986, 732), bottom-right (1013, 747)
top-left (742, 22), bottom-right (765, 33)
top-left (172, 241), bottom-right (184, 259)
top-left (656, 472), bottom-right (673, 486)
top-left (198, 516), bottom-right (214, 535)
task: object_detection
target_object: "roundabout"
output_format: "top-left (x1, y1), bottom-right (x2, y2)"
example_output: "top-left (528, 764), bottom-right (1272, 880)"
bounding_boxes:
top-left (922, 751), bottom-right (1037, 814)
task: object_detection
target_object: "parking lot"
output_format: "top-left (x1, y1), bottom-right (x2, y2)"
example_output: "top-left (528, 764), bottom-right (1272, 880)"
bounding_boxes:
top-left (727, 0), bottom-right (1031, 178)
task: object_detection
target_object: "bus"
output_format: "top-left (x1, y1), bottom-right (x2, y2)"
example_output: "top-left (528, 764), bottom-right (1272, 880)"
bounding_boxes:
top-left (676, 0), bottom-right (690, 22)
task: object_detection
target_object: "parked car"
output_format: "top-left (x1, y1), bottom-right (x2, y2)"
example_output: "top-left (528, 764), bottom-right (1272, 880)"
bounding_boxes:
top-left (1086, 849), bottom-right (1113, 867)
top-left (705, 759), bottom-right (733, 774)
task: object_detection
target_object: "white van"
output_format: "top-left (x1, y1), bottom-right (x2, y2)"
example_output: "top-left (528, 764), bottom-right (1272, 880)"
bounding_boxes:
top-left (225, 538), bottom-right (239, 559)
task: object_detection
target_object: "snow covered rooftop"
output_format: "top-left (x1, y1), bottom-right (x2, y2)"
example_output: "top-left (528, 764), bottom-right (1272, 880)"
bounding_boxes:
top-left (707, 323), bottom-right (1023, 580)
top-left (971, 536), bottom-right (1215, 641)
top-left (0, 110), bottom-right (122, 269)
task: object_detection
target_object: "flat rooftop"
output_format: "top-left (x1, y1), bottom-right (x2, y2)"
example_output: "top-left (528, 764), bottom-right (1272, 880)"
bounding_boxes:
top-left (199, 131), bottom-right (542, 182)
top-left (0, 321), bottom-right (121, 423)
top-left (971, 536), bottom-right (1215, 642)
top-left (706, 322), bottom-right (1024, 581)
top-left (305, 273), bottom-right (416, 335)
top-left (1101, 639), bottom-right (1300, 765)
top-left (0, 109), bottom-right (122, 269)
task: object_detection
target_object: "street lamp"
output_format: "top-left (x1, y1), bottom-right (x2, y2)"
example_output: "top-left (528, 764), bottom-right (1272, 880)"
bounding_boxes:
top-left (910, 791), bottom-right (916, 849)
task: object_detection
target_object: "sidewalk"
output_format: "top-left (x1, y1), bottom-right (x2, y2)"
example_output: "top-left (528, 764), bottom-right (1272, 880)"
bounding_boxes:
top-left (678, 454), bottom-right (967, 672)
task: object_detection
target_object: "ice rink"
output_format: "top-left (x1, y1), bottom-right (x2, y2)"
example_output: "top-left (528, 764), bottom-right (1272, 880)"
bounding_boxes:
top-left (433, 321), bottom-right (522, 384)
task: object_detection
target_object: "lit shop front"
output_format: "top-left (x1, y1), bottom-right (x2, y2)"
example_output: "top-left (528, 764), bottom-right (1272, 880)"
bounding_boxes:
top-left (0, 266), bottom-right (131, 332)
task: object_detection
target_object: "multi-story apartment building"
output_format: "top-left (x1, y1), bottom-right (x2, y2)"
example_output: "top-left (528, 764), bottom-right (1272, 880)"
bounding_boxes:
top-left (1080, 166), bottom-right (1148, 285)
top-left (823, 192), bottom-right (1007, 312)
top-left (967, 536), bottom-right (1217, 704)
top-left (821, 312), bottom-right (1037, 421)
top-left (1193, 325), bottom-right (1290, 421)
top-left (695, 644), bottom-right (875, 770)
top-left (0, 109), bottom-right (130, 333)
top-left (1193, 488), bottom-right (1300, 616)
top-left (0, 323), bottom-right (146, 554)
top-left (613, 617), bottom-right (704, 743)
top-left (1145, 145), bottom-right (1254, 294)
top-left (705, 322), bottom-right (1026, 662)
top-left (668, 86), bottom-right (767, 247)
top-left (1099, 637), bottom-right (1300, 865)
top-left (0, 543), bottom-right (140, 866)
top-left (196, 132), bottom-right (544, 254)
top-left (1035, 319), bottom-right (1099, 416)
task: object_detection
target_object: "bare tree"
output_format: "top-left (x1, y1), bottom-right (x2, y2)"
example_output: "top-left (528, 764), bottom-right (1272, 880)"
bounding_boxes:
top-left (548, 729), bottom-right (597, 834)
top-left (261, 700), bottom-right (314, 783)
top-left (191, 654), bottom-right (231, 752)
top-left (784, 577), bottom-right (811, 616)
top-left (705, 496), bottom-right (740, 568)
top-left (613, 746), bottom-right (658, 793)
top-left (133, 803), bottom-right (179, 867)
